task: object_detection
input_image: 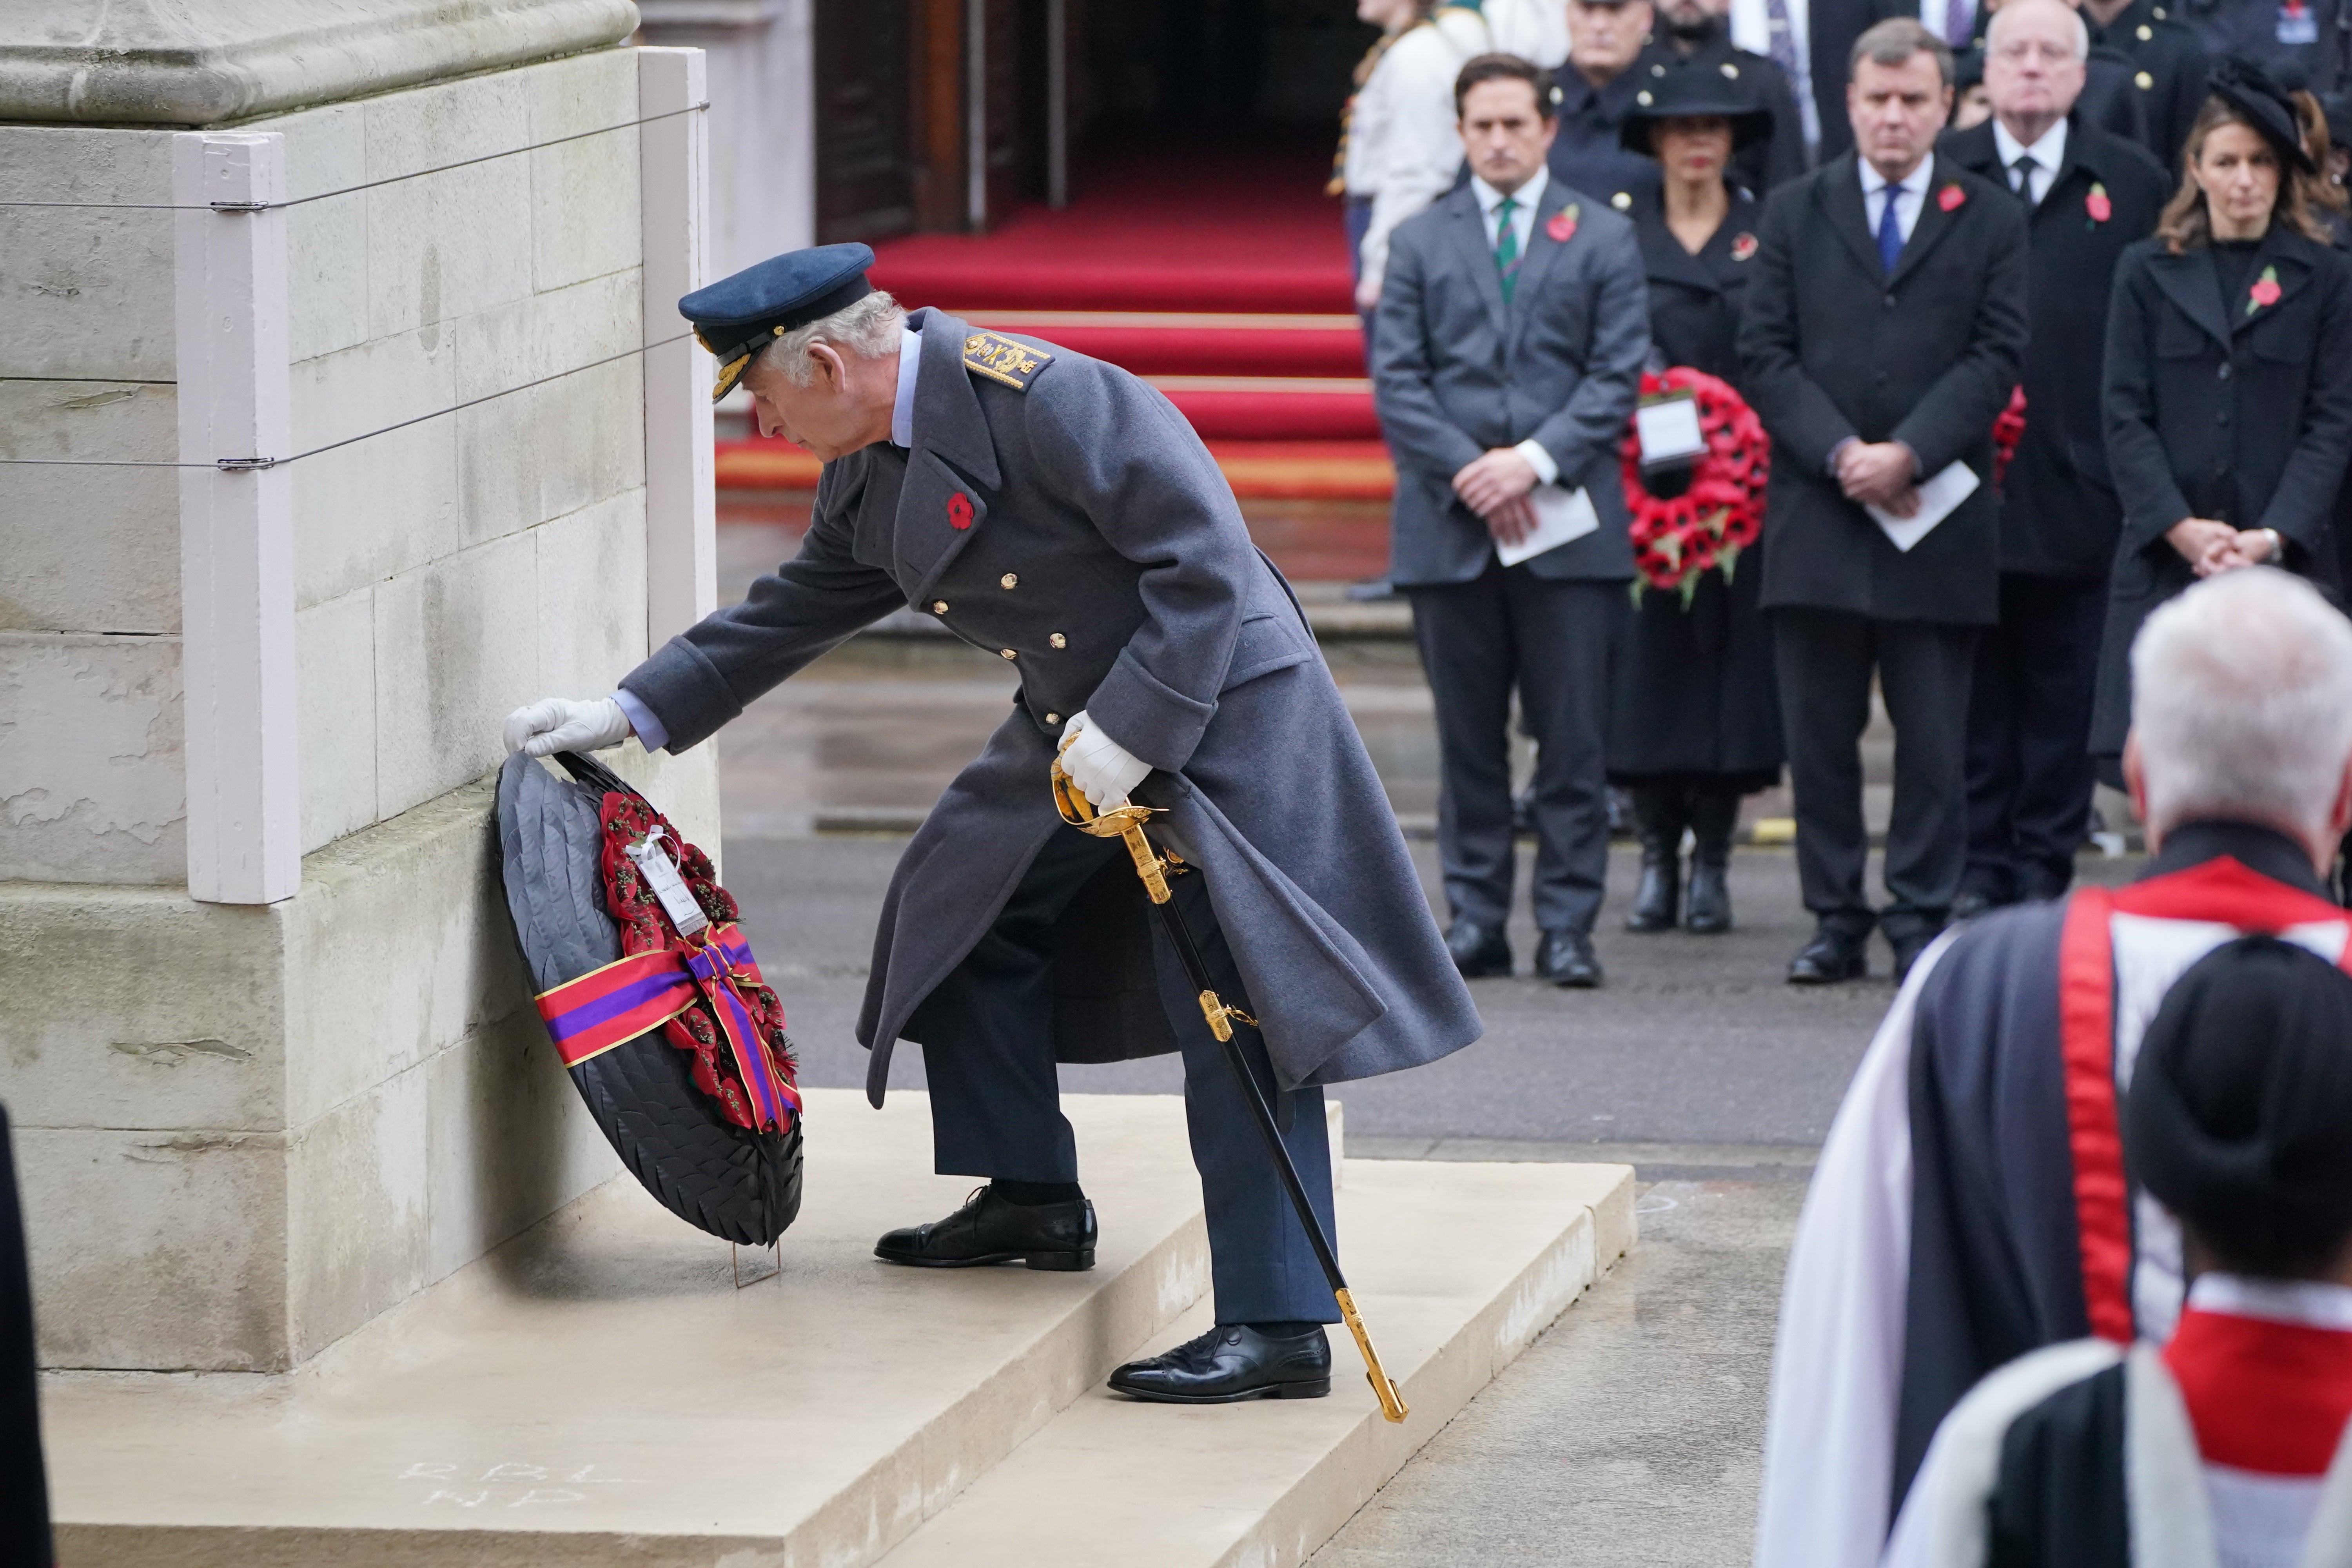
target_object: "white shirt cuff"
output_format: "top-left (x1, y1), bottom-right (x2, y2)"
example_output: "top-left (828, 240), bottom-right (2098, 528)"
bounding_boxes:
top-left (1514, 438), bottom-right (1559, 487)
top-left (610, 688), bottom-right (666, 752)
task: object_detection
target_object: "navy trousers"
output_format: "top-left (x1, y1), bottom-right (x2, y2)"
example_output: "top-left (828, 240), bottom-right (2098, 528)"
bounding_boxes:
top-left (913, 824), bottom-right (1338, 1325)
top-left (1407, 563), bottom-right (1622, 935)
top-left (1962, 573), bottom-right (2105, 905)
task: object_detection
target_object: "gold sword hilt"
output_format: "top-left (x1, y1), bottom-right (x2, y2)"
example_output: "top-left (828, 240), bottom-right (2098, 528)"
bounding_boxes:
top-left (1051, 759), bottom-right (1172, 904)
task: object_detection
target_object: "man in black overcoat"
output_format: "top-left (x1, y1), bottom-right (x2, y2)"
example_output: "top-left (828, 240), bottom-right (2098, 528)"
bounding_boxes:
top-left (1737, 16), bottom-right (2029, 982)
top-left (1941, 0), bottom-right (2171, 916)
top-left (2080, 0), bottom-right (2210, 171)
top-left (1552, 0), bottom-right (1671, 200)
top-left (1634, 0), bottom-right (1812, 191)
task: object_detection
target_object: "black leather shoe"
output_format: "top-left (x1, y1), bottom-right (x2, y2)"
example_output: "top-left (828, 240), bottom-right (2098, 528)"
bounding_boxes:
top-left (1445, 919), bottom-right (1512, 978)
top-left (1787, 925), bottom-right (1869, 984)
top-left (1885, 915), bottom-right (1949, 985)
top-left (1683, 787), bottom-right (1738, 935)
top-left (1107, 1323), bottom-right (1332, 1404)
top-left (1535, 929), bottom-right (1603, 987)
top-left (1683, 858), bottom-right (1732, 934)
top-left (875, 1185), bottom-right (1096, 1271)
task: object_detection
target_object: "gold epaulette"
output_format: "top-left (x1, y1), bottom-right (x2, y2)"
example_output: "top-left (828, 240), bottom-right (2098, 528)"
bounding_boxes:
top-left (962, 331), bottom-right (1053, 391)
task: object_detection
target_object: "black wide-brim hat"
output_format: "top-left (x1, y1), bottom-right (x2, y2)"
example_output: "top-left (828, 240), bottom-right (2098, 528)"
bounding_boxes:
top-left (1620, 64), bottom-right (1775, 154)
top-left (2207, 56), bottom-right (2318, 174)
top-left (497, 751), bottom-right (804, 1245)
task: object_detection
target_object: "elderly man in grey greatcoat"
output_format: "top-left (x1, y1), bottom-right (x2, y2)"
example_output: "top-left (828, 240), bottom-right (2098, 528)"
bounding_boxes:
top-left (506, 243), bottom-right (1482, 1405)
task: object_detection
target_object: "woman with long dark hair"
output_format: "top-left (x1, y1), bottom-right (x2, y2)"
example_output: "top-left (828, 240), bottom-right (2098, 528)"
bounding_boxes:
top-left (1608, 72), bottom-right (1783, 935)
top-left (2091, 61), bottom-right (2352, 777)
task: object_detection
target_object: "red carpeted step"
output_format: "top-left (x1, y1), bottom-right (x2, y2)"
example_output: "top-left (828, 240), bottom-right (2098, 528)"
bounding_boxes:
top-left (963, 310), bottom-right (1366, 379)
top-left (716, 437), bottom-right (1394, 501)
top-left (1151, 377), bottom-right (1380, 441)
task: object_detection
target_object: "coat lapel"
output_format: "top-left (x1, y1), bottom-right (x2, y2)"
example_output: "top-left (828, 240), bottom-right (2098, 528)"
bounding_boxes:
top-left (1443, 188), bottom-right (1512, 339)
top-left (1820, 154), bottom-right (1886, 281)
top-left (894, 311), bottom-right (1004, 599)
top-left (2147, 249), bottom-right (2234, 348)
top-left (2230, 226), bottom-right (2315, 335)
top-left (1887, 154), bottom-right (1965, 289)
top-left (1506, 180), bottom-right (1581, 348)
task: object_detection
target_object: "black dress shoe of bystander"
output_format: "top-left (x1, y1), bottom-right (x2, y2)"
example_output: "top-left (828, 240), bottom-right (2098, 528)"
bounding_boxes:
top-left (1535, 929), bottom-right (1603, 987)
top-left (1445, 919), bottom-right (1513, 978)
top-left (1787, 923), bottom-right (1870, 984)
top-left (1107, 1323), bottom-right (1333, 1404)
top-left (874, 1184), bottom-right (1096, 1271)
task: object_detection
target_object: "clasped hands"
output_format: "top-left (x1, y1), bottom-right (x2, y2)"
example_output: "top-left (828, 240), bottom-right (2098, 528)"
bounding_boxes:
top-left (1836, 440), bottom-right (1921, 519)
top-left (1452, 447), bottom-right (1541, 546)
top-left (2166, 517), bottom-right (2279, 577)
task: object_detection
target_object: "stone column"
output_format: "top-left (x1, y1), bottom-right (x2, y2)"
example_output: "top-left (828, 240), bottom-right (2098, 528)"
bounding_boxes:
top-left (635, 0), bottom-right (817, 277)
top-left (0, 0), bottom-right (723, 1372)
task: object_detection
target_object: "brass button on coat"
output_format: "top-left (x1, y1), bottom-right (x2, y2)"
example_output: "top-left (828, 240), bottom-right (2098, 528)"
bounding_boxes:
top-left (1049, 632), bottom-right (1068, 649)
top-left (1000, 573), bottom-right (1018, 589)
top-left (1000, 648), bottom-right (1018, 660)
top-left (1045, 711), bottom-right (1062, 724)
top-left (932, 600), bottom-right (949, 613)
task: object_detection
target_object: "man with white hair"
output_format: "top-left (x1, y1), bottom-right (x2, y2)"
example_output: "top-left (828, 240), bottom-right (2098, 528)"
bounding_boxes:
top-left (1941, 0), bottom-right (2168, 924)
top-left (1753, 567), bottom-right (2352, 1568)
top-left (506, 243), bottom-right (1481, 1406)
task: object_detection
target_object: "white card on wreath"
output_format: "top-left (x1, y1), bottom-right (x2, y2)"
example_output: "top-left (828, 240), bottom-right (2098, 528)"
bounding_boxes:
top-left (1867, 461), bottom-right (1980, 553)
top-left (1496, 483), bottom-right (1600, 567)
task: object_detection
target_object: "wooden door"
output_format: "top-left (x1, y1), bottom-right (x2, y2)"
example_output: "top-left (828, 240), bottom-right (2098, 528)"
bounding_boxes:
top-left (813, 0), bottom-right (916, 242)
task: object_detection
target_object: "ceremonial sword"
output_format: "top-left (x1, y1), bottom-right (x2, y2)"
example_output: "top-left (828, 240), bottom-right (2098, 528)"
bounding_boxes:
top-left (1050, 762), bottom-right (1410, 1424)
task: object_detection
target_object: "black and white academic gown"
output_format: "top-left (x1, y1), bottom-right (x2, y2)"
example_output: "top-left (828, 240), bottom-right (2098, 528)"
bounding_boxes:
top-left (1884, 1274), bottom-right (2352, 1568)
top-left (1753, 821), bottom-right (2352, 1568)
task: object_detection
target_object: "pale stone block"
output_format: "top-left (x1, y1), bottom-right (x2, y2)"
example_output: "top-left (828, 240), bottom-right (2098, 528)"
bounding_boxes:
top-left (0, 127), bottom-right (175, 381)
top-left (274, 103), bottom-right (370, 364)
top-left (419, 1005), bottom-right (617, 1288)
top-left (538, 355), bottom-right (647, 526)
top-left (284, 1054), bottom-right (430, 1365)
top-left (362, 74), bottom-right (535, 341)
top-left (370, 533), bottom-right (541, 825)
top-left (0, 883), bottom-right (285, 1134)
top-left (296, 592), bottom-right (377, 853)
top-left (17, 1125), bottom-right (290, 1372)
top-left (526, 71), bottom-right (641, 293)
top-left (282, 776), bottom-right (527, 1127)
top-left (0, 633), bottom-right (185, 884)
top-left (451, 265), bottom-right (640, 403)
top-left (289, 326), bottom-right (460, 609)
top-left (0, 380), bottom-right (178, 633)
top-left (532, 490), bottom-right (648, 695)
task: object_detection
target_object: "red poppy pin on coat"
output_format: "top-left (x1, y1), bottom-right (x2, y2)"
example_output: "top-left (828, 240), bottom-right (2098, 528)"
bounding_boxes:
top-left (1937, 183), bottom-right (1965, 212)
top-left (947, 492), bottom-right (975, 530)
top-left (1730, 232), bottom-right (1758, 262)
top-left (2085, 183), bottom-right (2112, 224)
top-left (2248, 264), bottom-right (2283, 314)
top-left (1547, 203), bottom-right (1581, 244)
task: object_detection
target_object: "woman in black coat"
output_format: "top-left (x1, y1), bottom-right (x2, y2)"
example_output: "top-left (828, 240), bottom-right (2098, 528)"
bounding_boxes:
top-left (2092, 61), bottom-right (2352, 771)
top-left (1606, 72), bottom-right (1783, 936)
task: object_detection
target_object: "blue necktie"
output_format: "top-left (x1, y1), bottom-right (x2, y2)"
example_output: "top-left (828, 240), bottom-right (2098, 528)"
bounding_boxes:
top-left (1876, 185), bottom-right (1904, 276)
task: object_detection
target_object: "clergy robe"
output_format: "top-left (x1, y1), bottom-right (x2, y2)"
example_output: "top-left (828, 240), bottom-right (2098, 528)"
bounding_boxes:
top-left (1753, 820), bottom-right (2352, 1568)
top-left (1882, 1274), bottom-right (2352, 1568)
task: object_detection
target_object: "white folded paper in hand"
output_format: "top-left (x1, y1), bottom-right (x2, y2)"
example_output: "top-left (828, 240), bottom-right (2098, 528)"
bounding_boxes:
top-left (1495, 484), bottom-right (1600, 568)
top-left (1867, 461), bottom-right (1980, 553)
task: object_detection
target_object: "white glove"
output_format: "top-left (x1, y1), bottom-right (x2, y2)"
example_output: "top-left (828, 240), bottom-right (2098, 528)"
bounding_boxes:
top-left (503, 697), bottom-right (633, 757)
top-left (1056, 710), bottom-right (1152, 810)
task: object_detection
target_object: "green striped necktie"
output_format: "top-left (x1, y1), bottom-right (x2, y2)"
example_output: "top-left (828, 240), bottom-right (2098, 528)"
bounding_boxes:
top-left (1494, 195), bottom-right (1521, 303)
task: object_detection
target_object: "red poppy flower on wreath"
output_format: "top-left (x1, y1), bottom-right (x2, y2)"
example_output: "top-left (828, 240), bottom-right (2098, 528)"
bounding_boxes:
top-left (1730, 232), bottom-right (1758, 262)
top-left (1618, 368), bottom-right (1771, 605)
top-left (1938, 182), bottom-right (1965, 212)
top-left (2085, 182), bottom-right (2111, 224)
top-left (1548, 203), bottom-right (1581, 244)
top-left (2248, 264), bottom-right (2282, 314)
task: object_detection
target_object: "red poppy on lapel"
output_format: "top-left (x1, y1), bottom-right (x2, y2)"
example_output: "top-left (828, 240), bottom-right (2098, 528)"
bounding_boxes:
top-left (2248, 264), bottom-right (2283, 314)
top-left (947, 492), bottom-right (975, 530)
top-left (1730, 232), bottom-right (1758, 262)
top-left (1937, 183), bottom-right (1965, 212)
top-left (2085, 183), bottom-right (2112, 223)
top-left (1547, 203), bottom-right (1581, 244)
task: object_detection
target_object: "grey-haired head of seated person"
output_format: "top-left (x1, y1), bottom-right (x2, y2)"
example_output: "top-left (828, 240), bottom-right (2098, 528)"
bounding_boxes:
top-left (2126, 935), bottom-right (2352, 1281)
top-left (2127, 569), bottom-right (2352, 860)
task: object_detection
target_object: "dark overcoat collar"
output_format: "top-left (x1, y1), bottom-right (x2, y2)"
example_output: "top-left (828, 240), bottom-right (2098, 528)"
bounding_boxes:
top-left (2144, 222), bottom-right (2327, 347)
top-left (1819, 150), bottom-right (1969, 285)
top-left (1631, 184), bottom-right (1761, 294)
top-left (902, 307), bottom-right (1001, 489)
top-left (1941, 113), bottom-right (2128, 223)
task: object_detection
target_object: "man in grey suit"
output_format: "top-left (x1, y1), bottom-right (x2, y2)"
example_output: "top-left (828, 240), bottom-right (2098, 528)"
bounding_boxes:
top-left (1374, 52), bottom-right (1651, 988)
top-left (506, 244), bottom-right (1480, 1406)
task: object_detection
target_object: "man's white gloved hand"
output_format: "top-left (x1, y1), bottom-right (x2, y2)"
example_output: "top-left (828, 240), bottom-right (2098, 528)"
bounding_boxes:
top-left (503, 697), bottom-right (634, 758)
top-left (1056, 710), bottom-right (1151, 809)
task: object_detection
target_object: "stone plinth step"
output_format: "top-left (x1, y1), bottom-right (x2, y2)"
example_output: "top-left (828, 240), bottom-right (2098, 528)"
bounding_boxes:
top-left (42, 1091), bottom-right (1633, 1567)
top-left (876, 1159), bottom-right (1634, 1568)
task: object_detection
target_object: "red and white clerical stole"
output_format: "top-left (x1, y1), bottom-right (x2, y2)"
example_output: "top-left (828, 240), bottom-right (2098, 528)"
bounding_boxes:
top-left (2166, 1279), bottom-right (2352, 1476)
top-left (2056, 860), bottom-right (2352, 1344)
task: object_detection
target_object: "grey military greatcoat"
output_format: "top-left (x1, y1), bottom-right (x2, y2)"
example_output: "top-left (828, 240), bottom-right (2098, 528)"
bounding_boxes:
top-left (620, 309), bottom-right (1482, 1103)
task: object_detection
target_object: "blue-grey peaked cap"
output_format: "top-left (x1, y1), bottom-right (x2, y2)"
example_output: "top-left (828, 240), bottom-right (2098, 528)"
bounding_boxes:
top-left (682, 242), bottom-right (877, 401)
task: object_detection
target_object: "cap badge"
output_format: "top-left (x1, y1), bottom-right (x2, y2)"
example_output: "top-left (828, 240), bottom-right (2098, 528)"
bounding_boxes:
top-left (947, 492), bottom-right (975, 530)
top-left (962, 331), bottom-right (1053, 391)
